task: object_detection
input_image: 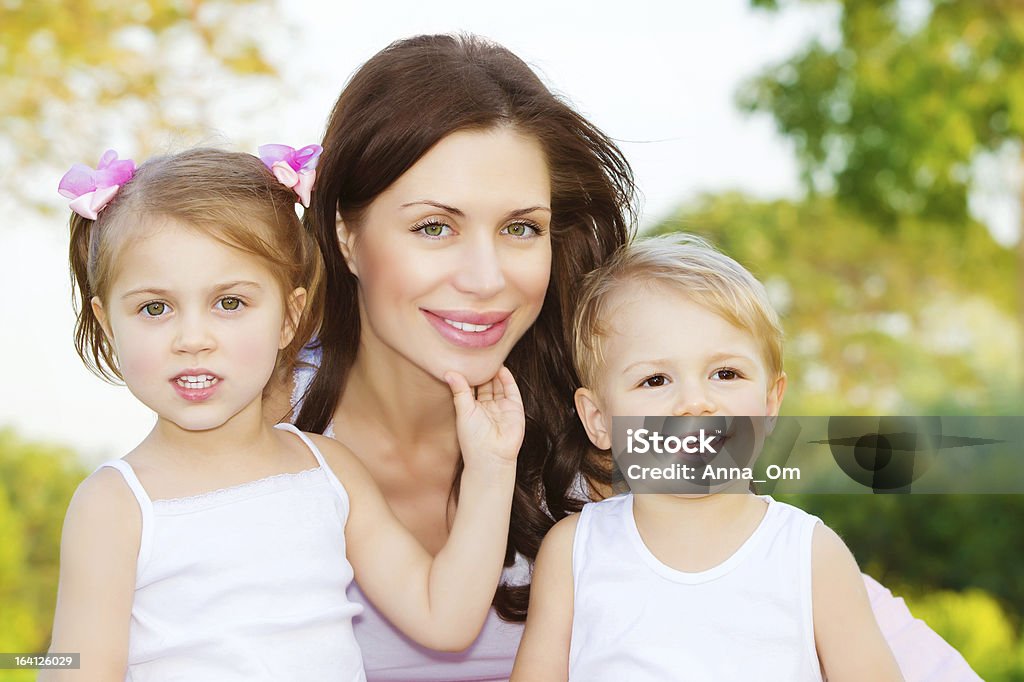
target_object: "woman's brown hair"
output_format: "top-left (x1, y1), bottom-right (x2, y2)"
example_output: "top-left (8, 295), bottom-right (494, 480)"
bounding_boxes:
top-left (70, 148), bottom-right (324, 384)
top-left (296, 34), bottom-right (636, 620)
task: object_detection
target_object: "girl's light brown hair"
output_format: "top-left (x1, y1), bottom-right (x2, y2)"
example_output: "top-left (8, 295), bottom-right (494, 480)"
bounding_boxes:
top-left (69, 147), bottom-right (324, 384)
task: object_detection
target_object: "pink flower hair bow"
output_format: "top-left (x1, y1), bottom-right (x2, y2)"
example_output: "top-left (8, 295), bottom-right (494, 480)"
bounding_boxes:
top-left (58, 150), bottom-right (136, 220)
top-left (258, 144), bottom-right (322, 208)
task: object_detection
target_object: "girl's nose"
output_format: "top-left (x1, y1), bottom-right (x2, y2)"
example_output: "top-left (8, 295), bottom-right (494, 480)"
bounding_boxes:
top-left (172, 310), bottom-right (216, 355)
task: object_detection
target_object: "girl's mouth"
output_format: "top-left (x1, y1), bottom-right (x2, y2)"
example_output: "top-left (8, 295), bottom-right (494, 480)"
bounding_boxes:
top-left (170, 372), bottom-right (221, 402)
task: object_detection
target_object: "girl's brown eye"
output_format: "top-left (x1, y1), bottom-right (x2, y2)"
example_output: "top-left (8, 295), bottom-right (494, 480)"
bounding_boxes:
top-left (713, 369), bottom-right (738, 381)
top-left (144, 302), bottom-right (166, 316)
top-left (641, 375), bottom-right (668, 388)
top-left (220, 297), bottom-right (241, 311)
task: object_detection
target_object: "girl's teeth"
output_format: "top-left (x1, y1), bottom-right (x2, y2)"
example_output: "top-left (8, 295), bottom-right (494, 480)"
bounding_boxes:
top-left (176, 376), bottom-right (218, 389)
top-left (442, 318), bottom-right (494, 333)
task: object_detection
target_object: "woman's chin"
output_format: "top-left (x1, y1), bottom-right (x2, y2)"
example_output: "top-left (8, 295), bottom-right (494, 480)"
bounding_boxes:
top-left (436, 359), bottom-right (506, 388)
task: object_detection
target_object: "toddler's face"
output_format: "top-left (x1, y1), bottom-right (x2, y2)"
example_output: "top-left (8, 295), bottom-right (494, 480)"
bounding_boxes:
top-left (575, 281), bottom-right (785, 452)
top-left (93, 218), bottom-right (303, 433)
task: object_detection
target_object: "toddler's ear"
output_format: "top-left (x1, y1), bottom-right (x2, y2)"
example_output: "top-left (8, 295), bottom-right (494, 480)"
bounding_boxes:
top-left (765, 372), bottom-right (788, 432)
top-left (575, 387), bottom-right (611, 450)
top-left (280, 287), bottom-right (307, 349)
top-left (336, 213), bottom-right (359, 277)
top-left (90, 296), bottom-right (114, 342)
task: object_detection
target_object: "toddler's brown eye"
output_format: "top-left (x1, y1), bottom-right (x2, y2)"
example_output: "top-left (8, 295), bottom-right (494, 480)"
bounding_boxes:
top-left (144, 302), bottom-right (166, 316)
top-left (642, 375), bottom-right (667, 387)
top-left (220, 298), bottom-right (241, 311)
top-left (714, 369), bottom-right (738, 380)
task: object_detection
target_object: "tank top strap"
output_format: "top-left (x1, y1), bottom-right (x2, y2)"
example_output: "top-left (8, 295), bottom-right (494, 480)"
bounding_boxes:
top-left (274, 422), bottom-right (350, 513)
top-left (571, 498), bottom-right (595, 587)
top-left (97, 459), bottom-right (155, 576)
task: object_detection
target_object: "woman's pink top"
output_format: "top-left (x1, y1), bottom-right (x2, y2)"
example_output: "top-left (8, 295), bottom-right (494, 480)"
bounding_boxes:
top-left (293, 351), bottom-right (980, 681)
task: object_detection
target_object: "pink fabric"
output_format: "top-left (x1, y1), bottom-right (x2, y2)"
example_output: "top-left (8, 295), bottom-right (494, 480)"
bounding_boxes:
top-left (864, 574), bottom-right (982, 681)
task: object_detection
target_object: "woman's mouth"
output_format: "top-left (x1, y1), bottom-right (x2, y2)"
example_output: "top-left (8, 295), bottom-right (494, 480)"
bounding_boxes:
top-left (421, 309), bottom-right (511, 349)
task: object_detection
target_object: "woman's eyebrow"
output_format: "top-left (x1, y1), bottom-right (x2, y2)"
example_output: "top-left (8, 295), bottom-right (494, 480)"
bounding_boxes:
top-left (400, 200), bottom-right (552, 218)
top-left (507, 205), bottom-right (552, 217)
top-left (401, 200), bottom-right (464, 216)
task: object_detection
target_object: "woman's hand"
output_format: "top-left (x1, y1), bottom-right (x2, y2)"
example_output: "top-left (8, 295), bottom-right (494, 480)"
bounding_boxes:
top-left (445, 366), bottom-right (525, 469)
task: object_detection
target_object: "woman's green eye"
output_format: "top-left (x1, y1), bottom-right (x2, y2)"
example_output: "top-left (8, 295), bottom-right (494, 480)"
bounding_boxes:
top-left (423, 223), bottom-right (445, 237)
top-left (220, 298), bottom-right (241, 311)
top-left (144, 302), bottom-right (166, 316)
top-left (502, 222), bottom-right (539, 238)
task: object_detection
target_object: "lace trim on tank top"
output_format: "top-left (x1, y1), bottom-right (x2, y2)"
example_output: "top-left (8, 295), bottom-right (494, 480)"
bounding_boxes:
top-left (153, 466), bottom-right (322, 514)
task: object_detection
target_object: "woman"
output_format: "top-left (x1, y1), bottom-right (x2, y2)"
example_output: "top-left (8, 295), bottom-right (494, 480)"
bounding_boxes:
top-left (275, 33), bottom-right (978, 681)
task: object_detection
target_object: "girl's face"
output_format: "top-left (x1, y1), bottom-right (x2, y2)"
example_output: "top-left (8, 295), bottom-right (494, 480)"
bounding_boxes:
top-left (340, 127), bottom-right (553, 386)
top-left (93, 219), bottom-right (304, 432)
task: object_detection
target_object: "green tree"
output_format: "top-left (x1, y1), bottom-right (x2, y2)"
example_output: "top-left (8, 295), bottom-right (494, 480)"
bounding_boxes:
top-left (740, 0), bottom-right (1024, 333)
top-left (1, 0), bottom-right (278, 207)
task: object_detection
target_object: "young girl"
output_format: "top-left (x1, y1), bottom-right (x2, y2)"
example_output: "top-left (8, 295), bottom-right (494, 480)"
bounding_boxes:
top-left (45, 146), bottom-right (524, 681)
top-left (512, 235), bottom-right (907, 681)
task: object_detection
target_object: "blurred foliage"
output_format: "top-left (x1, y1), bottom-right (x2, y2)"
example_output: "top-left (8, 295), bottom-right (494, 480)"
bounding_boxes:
top-left (740, 0), bottom-right (1024, 349)
top-left (0, 430), bottom-right (87, 656)
top-left (903, 589), bottom-right (1024, 680)
top-left (0, 0), bottom-right (279, 207)
top-left (740, 0), bottom-right (1024, 227)
top-left (654, 193), bottom-right (1021, 415)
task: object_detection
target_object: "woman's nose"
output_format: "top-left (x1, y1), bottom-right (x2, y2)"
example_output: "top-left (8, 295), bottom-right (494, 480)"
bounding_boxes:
top-left (451, 232), bottom-right (506, 298)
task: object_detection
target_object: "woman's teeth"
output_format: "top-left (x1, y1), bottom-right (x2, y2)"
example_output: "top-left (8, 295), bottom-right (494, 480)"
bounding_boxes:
top-left (443, 318), bottom-right (495, 333)
top-left (176, 375), bottom-right (218, 389)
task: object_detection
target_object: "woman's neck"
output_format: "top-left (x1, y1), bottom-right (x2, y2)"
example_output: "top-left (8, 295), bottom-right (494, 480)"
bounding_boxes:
top-left (335, 334), bottom-right (460, 458)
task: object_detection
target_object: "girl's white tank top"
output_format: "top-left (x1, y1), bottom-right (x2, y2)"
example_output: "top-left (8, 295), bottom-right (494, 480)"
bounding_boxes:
top-left (568, 494), bottom-right (824, 682)
top-left (99, 423), bottom-right (366, 682)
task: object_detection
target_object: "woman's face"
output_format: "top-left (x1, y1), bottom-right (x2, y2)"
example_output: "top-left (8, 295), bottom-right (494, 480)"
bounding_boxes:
top-left (341, 127), bottom-right (553, 386)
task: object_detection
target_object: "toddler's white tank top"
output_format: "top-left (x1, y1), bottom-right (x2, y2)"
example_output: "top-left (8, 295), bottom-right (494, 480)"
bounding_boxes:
top-left (99, 423), bottom-right (366, 682)
top-left (568, 494), bottom-right (824, 682)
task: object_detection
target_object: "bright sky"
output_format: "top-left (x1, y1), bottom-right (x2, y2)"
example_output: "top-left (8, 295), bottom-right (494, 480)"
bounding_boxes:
top-left (0, 0), bottom-right (1017, 463)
